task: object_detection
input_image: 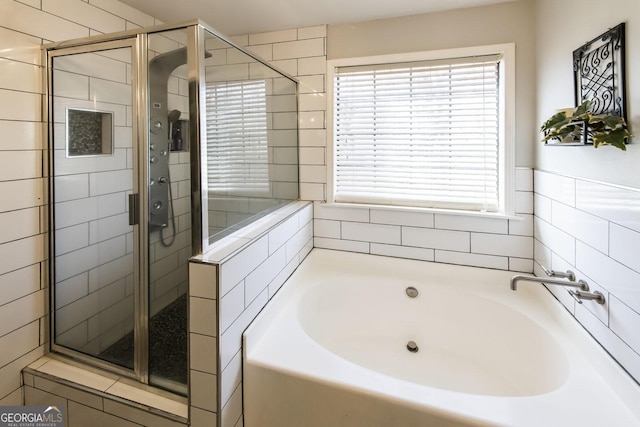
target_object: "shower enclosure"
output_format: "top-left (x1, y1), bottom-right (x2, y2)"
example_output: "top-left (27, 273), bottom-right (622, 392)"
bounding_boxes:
top-left (45, 21), bottom-right (298, 396)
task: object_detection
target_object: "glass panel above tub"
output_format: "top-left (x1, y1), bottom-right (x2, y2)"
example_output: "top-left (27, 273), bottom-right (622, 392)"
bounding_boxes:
top-left (201, 30), bottom-right (299, 246)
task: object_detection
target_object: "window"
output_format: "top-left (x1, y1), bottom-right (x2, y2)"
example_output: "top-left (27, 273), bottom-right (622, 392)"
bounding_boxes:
top-left (328, 45), bottom-right (514, 214)
top-left (206, 80), bottom-right (269, 194)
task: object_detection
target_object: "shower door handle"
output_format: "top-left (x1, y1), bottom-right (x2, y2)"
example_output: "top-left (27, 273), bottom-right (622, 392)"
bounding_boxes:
top-left (128, 193), bottom-right (139, 226)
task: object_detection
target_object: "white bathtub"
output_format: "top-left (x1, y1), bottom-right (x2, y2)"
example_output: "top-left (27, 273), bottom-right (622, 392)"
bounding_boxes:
top-left (244, 249), bottom-right (640, 426)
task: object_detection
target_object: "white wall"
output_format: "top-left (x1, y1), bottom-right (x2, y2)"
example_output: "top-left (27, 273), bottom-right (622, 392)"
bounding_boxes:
top-left (535, 0), bottom-right (640, 187)
top-left (0, 0), bottom-right (160, 405)
top-left (534, 0), bottom-right (640, 384)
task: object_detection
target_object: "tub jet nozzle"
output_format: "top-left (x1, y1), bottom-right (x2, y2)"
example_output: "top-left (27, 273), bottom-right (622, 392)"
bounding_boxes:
top-left (407, 341), bottom-right (419, 353)
top-left (406, 287), bottom-right (419, 298)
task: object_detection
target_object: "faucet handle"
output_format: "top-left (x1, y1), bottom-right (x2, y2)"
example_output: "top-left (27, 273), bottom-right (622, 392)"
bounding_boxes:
top-left (541, 265), bottom-right (554, 277)
top-left (541, 265), bottom-right (576, 281)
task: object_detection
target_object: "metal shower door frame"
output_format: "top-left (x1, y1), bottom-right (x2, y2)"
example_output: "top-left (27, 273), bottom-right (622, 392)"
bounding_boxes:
top-left (45, 35), bottom-right (150, 383)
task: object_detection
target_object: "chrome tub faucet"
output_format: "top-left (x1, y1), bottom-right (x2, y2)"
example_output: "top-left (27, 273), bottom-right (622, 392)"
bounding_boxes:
top-left (510, 267), bottom-right (605, 305)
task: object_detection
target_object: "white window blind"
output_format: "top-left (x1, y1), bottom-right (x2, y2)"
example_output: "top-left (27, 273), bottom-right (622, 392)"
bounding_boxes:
top-left (206, 80), bottom-right (269, 194)
top-left (333, 55), bottom-right (502, 211)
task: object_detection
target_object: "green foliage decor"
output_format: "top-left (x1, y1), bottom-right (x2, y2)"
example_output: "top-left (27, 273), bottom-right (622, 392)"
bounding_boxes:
top-left (540, 100), bottom-right (632, 151)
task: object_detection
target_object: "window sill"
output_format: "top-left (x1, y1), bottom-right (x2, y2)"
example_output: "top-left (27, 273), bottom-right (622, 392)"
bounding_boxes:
top-left (325, 202), bottom-right (523, 221)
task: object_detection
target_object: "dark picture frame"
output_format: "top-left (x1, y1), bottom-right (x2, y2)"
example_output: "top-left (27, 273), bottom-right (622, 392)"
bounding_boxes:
top-left (573, 23), bottom-right (627, 121)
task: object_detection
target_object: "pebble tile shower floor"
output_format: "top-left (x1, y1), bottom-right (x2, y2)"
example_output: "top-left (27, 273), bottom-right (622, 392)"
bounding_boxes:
top-left (99, 294), bottom-right (188, 385)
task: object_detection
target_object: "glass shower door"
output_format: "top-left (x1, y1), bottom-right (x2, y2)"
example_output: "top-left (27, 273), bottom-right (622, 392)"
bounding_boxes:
top-left (50, 40), bottom-right (138, 372)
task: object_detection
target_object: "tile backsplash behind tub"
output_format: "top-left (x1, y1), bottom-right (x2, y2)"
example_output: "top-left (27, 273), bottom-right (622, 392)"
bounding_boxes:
top-left (534, 170), bottom-right (640, 384)
top-left (314, 167), bottom-right (534, 273)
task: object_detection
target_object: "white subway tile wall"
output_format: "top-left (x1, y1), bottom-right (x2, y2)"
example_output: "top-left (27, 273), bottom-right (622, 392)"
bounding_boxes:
top-left (534, 170), bottom-right (640, 383)
top-left (313, 168), bottom-right (534, 272)
top-left (0, 0), bottom-right (189, 422)
top-left (241, 26), bottom-right (327, 202)
top-left (202, 32), bottom-right (300, 238)
top-left (188, 201), bottom-right (312, 427)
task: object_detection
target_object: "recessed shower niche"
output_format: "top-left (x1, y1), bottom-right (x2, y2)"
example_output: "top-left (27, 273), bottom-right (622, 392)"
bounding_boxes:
top-left (66, 108), bottom-right (114, 157)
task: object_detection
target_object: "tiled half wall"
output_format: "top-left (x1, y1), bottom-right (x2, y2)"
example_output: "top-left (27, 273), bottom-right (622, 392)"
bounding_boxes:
top-left (534, 170), bottom-right (640, 383)
top-left (188, 201), bottom-right (313, 427)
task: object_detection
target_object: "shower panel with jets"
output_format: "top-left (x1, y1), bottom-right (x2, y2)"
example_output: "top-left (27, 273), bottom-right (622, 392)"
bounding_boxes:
top-left (45, 21), bottom-right (298, 397)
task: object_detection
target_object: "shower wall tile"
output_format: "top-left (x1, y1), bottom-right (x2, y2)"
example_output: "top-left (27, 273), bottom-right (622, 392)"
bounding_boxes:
top-left (576, 241), bottom-right (640, 313)
top-left (0, 150), bottom-right (42, 181)
top-left (245, 247), bottom-right (285, 304)
top-left (371, 209), bottom-right (434, 228)
top-left (273, 37), bottom-right (325, 61)
top-left (49, 70), bottom-right (89, 99)
top-left (0, 207), bottom-right (40, 245)
top-left (575, 179), bottom-right (640, 233)
top-left (313, 236), bottom-right (369, 253)
top-left (220, 283), bottom-right (244, 333)
top-left (508, 214), bottom-right (534, 236)
top-left (298, 25), bottom-right (327, 40)
top-left (89, 170), bottom-right (132, 196)
top-left (370, 243), bottom-right (435, 262)
top-left (534, 216), bottom-right (576, 265)
top-left (534, 170), bottom-right (576, 207)
top-left (343, 222), bottom-right (400, 245)
top-left (220, 350), bottom-right (242, 409)
top-left (189, 262), bottom-right (217, 300)
top-left (0, 26), bottom-right (41, 65)
top-left (248, 28), bottom-right (297, 46)
top-left (299, 111), bottom-right (325, 129)
top-left (314, 218), bottom-right (340, 238)
top-left (299, 147), bottom-right (325, 165)
top-left (55, 223), bottom-right (90, 255)
top-left (0, 58), bottom-right (41, 93)
top-left (471, 233), bottom-right (533, 258)
top-left (298, 92), bottom-right (327, 111)
top-left (42, 0), bottom-right (126, 34)
top-left (0, 89), bottom-right (40, 122)
top-left (221, 385), bottom-right (242, 427)
top-left (220, 236), bottom-right (268, 296)
top-left (0, 264), bottom-right (41, 307)
top-left (609, 224), bottom-right (640, 273)
top-left (55, 192), bottom-right (124, 229)
top-left (0, 322), bottom-right (40, 371)
top-left (551, 201), bottom-right (609, 253)
top-left (609, 296), bottom-right (640, 357)
top-left (0, 121), bottom-right (43, 151)
top-left (534, 170), bottom-right (640, 385)
top-left (0, 0), bottom-right (89, 42)
top-left (190, 334), bottom-right (217, 374)
top-left (515, 167), bottom-right (533, 191)
top-left (56, 273), bottom-right (89, 309)
top-left (89, 77), bottom-right (132, 105)
top-left (402, 227), bottom-right (470, 252)
top-left (434, 214), bottom-right (508, 234)
top-left (0, 291), bottom-right (45, 339)
top-left (435, 250), bottom-right (509, 270)
top-left (514, 190), bottom-right (534, 214)
top-left (190, 296), bottom-right (217, 337)
top-left (297, 56), bottom-right (327, 76)
top-left (0, 235), bottom-right (45, 277)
